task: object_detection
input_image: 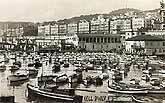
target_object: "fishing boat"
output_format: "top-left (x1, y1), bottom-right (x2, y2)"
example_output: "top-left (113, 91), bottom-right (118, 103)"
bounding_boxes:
top-left (7, 72), bottom-right (28, 82)
top-left (27, 84), bottom-right (83, 102)
top-left (63, 62), bottom-right (69, 68)
top-left (9, 65), bottom-right (19, 72)
top-left (108, 86), bottom-right (148, 94)
top-left (13, 61), bottom-right (21, 67)
top-left (108, 81), bottom-right (148, 94)
top-left (28, 67), bottom-right (38, 76)
top-left (132, 95), bottom-right (162, 103)
top-left (53, 74), bottom-right (69, 83)
top-left (38, 75), bottom-right (57, 82)
top-left (0, 65), bottom-right (6, 71)
top-left (148, 87), bottom-right (165, 94)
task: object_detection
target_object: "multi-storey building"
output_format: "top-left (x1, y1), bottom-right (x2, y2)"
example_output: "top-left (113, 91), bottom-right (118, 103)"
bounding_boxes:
top-left (38, 24), bottom-right (58, 36)
top-left (78, 33), bottom-right (121, 51)
top-left (58, 23), bottom-right (67, 35)
top-left (90, 15), bottom-right (109, 34)
top-left (67, 22), bottom-right (78, 34)
top-left (126, 35), bottom-right (165, 56)
top-left (78, 20), bottom-right (90, 34)
top-left (51, 24), bottom-right (58, 35)
top-left (132, 17), bottom-right (145, 31)
top-left (38, 25), bottom-right (45, 36)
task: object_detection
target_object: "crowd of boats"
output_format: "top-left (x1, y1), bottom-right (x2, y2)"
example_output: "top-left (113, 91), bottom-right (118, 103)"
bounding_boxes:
top-left (1, 51), bottom-right (165, 102)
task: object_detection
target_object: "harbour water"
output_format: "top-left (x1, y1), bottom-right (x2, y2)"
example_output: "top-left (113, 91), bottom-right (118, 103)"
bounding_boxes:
top-left (0, 52), bottom-right (165, 103)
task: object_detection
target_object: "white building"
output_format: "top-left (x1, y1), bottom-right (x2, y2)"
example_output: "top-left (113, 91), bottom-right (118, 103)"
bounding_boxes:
top-left (90, 15), bottom-right (109, 34)
top-left (51, 24), bottom-right (58, 35)
top-left (78, 20), bottom-right (90, 34)
top-left (38, 24), bottom-right (58, 36)
top-left (67, 22), bottom-right (78, 34)
top-left (132, 17), bottom-right (145, 30)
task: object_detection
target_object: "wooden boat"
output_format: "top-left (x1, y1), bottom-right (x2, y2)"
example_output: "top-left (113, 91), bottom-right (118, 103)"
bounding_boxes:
top-left (28, 67), bottom-right (38, 75)
top-left (9, 65), bottom-right (19, 72)
top-left (108, 81), bottom-right (148, 94)
top-left (53, 75), bottom-right (69, 83)
top-left (63, 63), bottom-right (69, 68)
top-left (13, 61), bottom-right (21, 67)
top-left (38, 75), bottom-right (57, 82)
top-left (27, 84), bottom-right (83, 102)
top-left (132, 95), bottom-right (162, 103)
top-left (0, 65), bottom-right (6, 71)
top-left (148, 87), bottom-right (165, 94)
top-left (108, 86), bottom-right (148, 94)
top-left (7, 73), bottom-right (28, 82)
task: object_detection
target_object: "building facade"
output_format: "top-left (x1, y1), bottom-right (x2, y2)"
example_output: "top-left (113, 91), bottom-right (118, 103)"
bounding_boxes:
top-left (78, 33), bottom-right (122, 52)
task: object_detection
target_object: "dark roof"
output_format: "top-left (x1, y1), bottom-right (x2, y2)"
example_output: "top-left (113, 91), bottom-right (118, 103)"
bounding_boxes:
top-left (77, 33), bottom-right (121, 37)
top-left (126, 35), bottom-right (164, 41)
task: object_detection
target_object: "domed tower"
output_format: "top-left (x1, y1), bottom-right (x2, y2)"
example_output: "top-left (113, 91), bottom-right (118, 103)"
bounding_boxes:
top-left (160, 0), bottom-right (165, 29)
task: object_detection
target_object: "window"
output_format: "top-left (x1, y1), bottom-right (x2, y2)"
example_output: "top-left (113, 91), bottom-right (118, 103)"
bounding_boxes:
top-left (163, 49), bottom-right (165, 52)
top-left (86, 38), bottom-right (89, 43)
top-left (101, 38), bottom-right (103, 43)
top-left (97, 38), bottom-right (100, 43)
top-left (111, 38), bottom-right (114, 43)
top-left (79, 38), bottom-right (81, 41)
top-left (157, 42), bottom-right (160, 46)
top-left (108, 38), bottom-right (111, 43)
top-left (90, 38), bottom-right (92, 42)
top-left (93, 38), bottom-right (96, 43)
top-left (83, 38), bottom-right (85, 41)
top-left (150, 42), bottom-right (153, 46)
top-left (104, 38), bottom-right (107, 43)
top-left (163, 42), bottom-right (165, 46)
top-left (115, 38), bottom-right (117, 43)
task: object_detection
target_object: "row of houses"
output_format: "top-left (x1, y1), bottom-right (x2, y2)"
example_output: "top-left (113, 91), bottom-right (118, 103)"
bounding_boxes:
top-left (38, 15), bottom-right (145, 36)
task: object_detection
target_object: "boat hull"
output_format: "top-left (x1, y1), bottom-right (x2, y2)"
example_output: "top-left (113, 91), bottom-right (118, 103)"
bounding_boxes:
top-left (108, 87), bottom-right (148, 94)
top-left (7, 75), bottom-right (28, 82)
top-left (27, 84), bottom-right (82, 102)
top-left (148, 89), bottom-right (165, 94)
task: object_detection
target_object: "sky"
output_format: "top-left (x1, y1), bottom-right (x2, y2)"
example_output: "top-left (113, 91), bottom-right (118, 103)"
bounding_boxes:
top-left (0, 0), bottom-right (161, 22)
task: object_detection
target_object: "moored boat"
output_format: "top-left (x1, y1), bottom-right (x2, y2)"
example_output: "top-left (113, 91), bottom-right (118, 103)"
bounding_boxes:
top-left (108, 81), bottom-right (148, 94)
top-left (27, 84), bottom-right (83, 102)
top-left (28, 67), bottom-right (38, 76)
top-left (7, 73), bottom-right (28, 82)
top-left (38, 75), bottom-right (57, 82)
top-left (108, 86), bottom-right (148, 94)
top-left (9, 65), bottom-right (19, 72)
top-left (148, 87), bottom-right (165, 94)
top-left (0, 65), bottom-right (6, 72)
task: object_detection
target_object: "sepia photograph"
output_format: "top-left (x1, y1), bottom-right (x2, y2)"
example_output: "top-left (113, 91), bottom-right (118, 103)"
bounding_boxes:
top-left (0, 0), bottom-right (165, 103)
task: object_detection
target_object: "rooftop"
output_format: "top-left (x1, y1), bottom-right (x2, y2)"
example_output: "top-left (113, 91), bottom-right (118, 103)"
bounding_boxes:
top-left (126, 35), bottom-right (165, 41)
top-left (77, 33), bottom-right (121, 37)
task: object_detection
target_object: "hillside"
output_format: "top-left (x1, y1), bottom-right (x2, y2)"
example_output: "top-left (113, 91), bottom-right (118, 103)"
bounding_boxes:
top-left (108, 8), bottom-right (144, 16)
top-left (57, 8), bottom-right (145, 23)
top-left (0, 22), bottom-right (35, 29)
